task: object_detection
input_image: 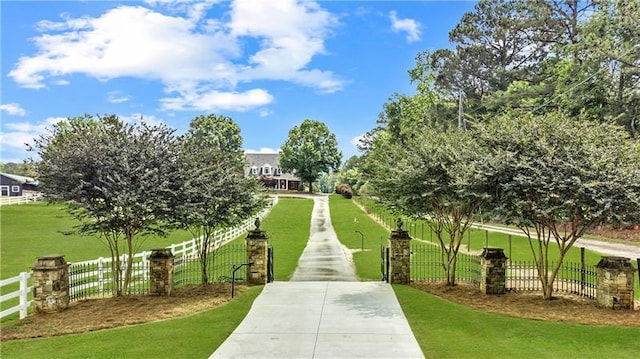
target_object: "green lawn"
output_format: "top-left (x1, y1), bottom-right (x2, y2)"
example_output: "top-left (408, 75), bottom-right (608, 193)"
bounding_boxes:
top-left (224, 196), bottom-right (314, 281)
top-left (394, 285), bottom-right (640, 359)
top-left (329, 195), bottom-right (388, 280)
top-left (1, 203), bottom-right (192, 279)
top-left (0, 286), bottom-right (263, 359)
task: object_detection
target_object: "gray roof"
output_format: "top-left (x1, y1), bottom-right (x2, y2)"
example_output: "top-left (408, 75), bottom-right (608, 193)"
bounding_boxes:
top-left (243, 153), bottom-right (298, 180)
top-left (0, 172), bottom-right (38, 185)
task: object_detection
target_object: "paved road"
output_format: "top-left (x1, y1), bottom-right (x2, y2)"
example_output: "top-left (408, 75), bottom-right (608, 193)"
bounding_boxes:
top-left (474, 223), bottom-right (640, 259)
top-left (210, 195), bottom-right (424, 358)
top-left (291, 195), bottom-right (357, 281)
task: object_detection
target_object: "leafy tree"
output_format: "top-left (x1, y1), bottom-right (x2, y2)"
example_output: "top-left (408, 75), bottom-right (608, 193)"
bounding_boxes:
top-left (0, 162), bottom-right (37, 177)
top-left (33, 115), bottom-right (181, 296)
top-left (174, 115), bottom-right (264, 284)
top-left (477, 111), bottom-right (640, 299)
top-left (368, 125), bottom-right (488, 286)
top-left (279, 119), bottom-right (341, 193)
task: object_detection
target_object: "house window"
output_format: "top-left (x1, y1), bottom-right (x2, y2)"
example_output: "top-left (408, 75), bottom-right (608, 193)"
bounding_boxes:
top-left (262, 165), bottom-right (272, 175)
top-left (11, 185), bottom-right (20, 193)
top-left (250, 167), bottom-right (258, 175)
top-left (274, 168), bottom-right (282, 176)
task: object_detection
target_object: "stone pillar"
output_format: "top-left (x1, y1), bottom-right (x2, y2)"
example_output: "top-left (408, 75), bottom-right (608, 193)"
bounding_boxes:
top-left (246, 218), bottom-right (268, 285)
top-left (596, 256), bottom-right (636, 310)
top-left (149, 248), bottom-right (174, 296)
top-left (389, 218), bottom-right (411, 284)
top-left (32, 255), bottom-right (69, 313)
top-left (480, 248), bottom-right (508, 295)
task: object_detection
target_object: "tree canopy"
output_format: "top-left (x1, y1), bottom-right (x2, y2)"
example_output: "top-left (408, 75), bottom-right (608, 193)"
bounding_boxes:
top-left (280, 119), bottom-right (342, 193)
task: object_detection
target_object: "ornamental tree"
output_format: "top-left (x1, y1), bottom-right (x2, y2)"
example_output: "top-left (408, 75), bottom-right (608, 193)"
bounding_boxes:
top-left (279, 119), bottom-right (342, 193)
top-left (174, 115), bottom-right (265, 284)
top-left (477, 111), bottom-right (640, 300)
top-left (33, 114), bottom-right (181, 296)
top-left (368, 124), bottom-right (488, 286)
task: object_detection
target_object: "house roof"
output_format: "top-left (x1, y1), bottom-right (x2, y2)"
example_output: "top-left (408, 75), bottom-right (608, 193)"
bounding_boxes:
top-left (244, 153), bottom-right (280, 168)
top-left (0, 172), bottom-right (38, 185)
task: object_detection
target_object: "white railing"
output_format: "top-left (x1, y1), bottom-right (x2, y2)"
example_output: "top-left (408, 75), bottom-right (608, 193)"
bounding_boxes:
top-left (0, 193), bottom-right (44, 206)
top-left (0, 272), bottom-right (32, 319)
top-left (0, 196), bottom-right (278, 320)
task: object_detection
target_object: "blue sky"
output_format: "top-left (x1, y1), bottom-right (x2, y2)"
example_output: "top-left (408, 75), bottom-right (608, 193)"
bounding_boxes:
top-left (1, 0), bottom-right (476, 163)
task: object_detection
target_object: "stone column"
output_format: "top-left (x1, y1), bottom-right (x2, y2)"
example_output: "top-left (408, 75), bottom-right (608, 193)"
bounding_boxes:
top-left (389, 218), bottom-right (411, 284)
top-left (246, 218), bottom-right (268, 285)
top-left (480, 248), bottom-right (508, 295)
top-left (149, 248), bottom-right (174, 296)
top-left (596, 256), bottom-right (636, 310)
top-left (32, 255), bottom-right (69, 313)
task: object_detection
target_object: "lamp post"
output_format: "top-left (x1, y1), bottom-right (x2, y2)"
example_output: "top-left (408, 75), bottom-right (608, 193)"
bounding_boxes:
top-left (355, 230), bottom-right (364, 251)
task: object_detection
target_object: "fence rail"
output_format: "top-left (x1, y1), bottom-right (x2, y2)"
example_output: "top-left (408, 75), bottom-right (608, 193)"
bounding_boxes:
top-left (1, 197), bottom-right (277, 320)
top-left (0, 193), bottom-right (44, 206)
top-left (410, 244), bottom-right (480, 284)
top-left (0, 272), bottom-right (32, 319)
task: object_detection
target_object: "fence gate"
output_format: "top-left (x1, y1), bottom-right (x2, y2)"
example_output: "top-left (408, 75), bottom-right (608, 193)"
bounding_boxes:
top-left (380, 245), bottom-right (389, 282)
top-left (267, 245), bottom-right (274, 283)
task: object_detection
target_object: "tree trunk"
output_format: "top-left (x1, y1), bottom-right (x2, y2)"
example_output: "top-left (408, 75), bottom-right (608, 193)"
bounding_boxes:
top-left (308, 180), bottom-right (313, 193)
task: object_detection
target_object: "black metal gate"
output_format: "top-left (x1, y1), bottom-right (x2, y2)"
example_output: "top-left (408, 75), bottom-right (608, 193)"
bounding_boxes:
top-left (380, 245), bottom-right (389, 282)
top-left (267, 245), bottom-right (274, 283)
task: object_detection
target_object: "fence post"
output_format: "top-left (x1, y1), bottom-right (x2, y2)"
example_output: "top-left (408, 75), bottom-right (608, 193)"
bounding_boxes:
top-left (97, 257), bottom-right (104, 295)
top-left (389, 219), bottom-right (411, 285)
top-left (149, 249), bottom-right (174, 296)
top-left (246, 218), bottom-right (268, 285)
top-left (596, 256), bottom-right (636, 309)
top-left (32, 255), bottom-right (69, 313)
top-left (19, 272), bottom-right (29, 319)
top-left (580, 247), bottom-right (586, 294)
top-left (479, 248), bottom-right (508, 295)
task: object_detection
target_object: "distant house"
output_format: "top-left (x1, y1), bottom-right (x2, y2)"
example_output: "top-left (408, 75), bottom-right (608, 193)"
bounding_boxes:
top-left (0, 173), bottom-right (39, 196)
top-left (244, 153), bottom-right (301, 191)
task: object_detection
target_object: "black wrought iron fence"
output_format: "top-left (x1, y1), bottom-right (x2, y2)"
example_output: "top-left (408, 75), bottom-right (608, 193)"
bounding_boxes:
top-left (173, 243), bottom-right (247, 287)
top-left (410, 243), bottom-right (480, 284)
top-left (506, 260), bottom-right (597, 299)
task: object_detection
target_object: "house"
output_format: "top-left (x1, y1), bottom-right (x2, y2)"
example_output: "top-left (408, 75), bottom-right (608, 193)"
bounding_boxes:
top-left (244, 153), bottom-right (301, 191)
top-left (0, 173), bottom-right (39, 196)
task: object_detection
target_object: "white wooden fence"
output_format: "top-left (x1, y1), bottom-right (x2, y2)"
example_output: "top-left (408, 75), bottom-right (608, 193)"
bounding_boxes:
top-left (0, 272), bottom-right (32, 319)
top-left (0, 196), bottom-right (278, 320)
top-left (0, 193), bottom-right (44, 206)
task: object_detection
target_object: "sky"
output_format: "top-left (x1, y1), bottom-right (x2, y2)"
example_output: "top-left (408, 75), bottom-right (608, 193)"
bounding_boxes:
top-left (0, 0), bottom-right (477, 163)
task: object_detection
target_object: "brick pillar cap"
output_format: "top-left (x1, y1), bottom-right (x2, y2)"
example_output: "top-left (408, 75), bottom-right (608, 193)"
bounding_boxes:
top-left (391, 230), bottom-right (410, 240)
top-left (32, 255), bottom-right (67, 270)
top-left (150, 248), bottom-right (174, 258)
top-left (247, 229), bottom-right (268, 240)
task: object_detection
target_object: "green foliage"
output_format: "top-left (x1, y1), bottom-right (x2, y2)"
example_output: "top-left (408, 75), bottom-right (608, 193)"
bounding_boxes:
top-left (476, 111), bottom-right (640, 299)
top-left (174, 115), bottom-right (265, 284)
top-left (279, 119), bottom-right (342, 193)
top-left (0, 162), bottom-right (36, 177)
top-left (367, 125), bottom-right (488, 285)
top-left (33, 114), bottom-right (183, 296)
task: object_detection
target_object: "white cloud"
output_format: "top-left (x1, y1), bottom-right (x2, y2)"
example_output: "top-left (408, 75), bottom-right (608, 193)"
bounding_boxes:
top-left (389, 11), bottom-right (421, 43)
top-left (160, 88), bottom-right (274, 112)
top-left (118, 113), bottom-right (164, 127)
top-left (258, 108), bottom-right (273, 117)
top-left (0, 117), bottom-right (66, 150)
top-left (107, 90), bottom-right (131, 104)
top-left (8, 1), bottom-right (344, 111)
top-left (350, 134), bottom-right (365, 148)
top-left (244, 147), bottom-right (280, 154)
top-left (0, 103), bottom-right (26, 116)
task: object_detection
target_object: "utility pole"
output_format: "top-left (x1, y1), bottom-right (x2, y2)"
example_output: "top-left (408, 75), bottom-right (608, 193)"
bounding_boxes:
top-left (458, 92), bottom-right (464, 130)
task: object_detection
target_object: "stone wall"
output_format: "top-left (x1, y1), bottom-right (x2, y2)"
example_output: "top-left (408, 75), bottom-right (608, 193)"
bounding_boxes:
top-left (246, 228), bottom-right (268, 285)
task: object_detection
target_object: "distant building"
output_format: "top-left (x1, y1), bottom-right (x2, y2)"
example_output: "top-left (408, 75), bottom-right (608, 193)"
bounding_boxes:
top-left (244, 153), bottom-right (301, 191)
top-left (0, 173), bottom-right (39, 196)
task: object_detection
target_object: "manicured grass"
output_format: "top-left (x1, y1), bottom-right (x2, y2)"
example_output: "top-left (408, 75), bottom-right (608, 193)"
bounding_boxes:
top-left (1, 203), bottom-right (191, 278)
top-left (329, 195), bottom-right (388, 280)
top-left (394, 285), bottom-right (640, 359)
top-left (0, 286), bottom-right (263, 359)
top-left (226, 196), bottom-right (314, 281)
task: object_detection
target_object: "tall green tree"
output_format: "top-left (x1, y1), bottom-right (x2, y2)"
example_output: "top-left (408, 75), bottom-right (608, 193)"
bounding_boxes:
top-left (368, 125), bottom-right (488, 286)
top-left (174, 115), bottom-right (264, 284)
top-left (33, 115), bottom-right (181, 296)
top-left (279, 119), bottom-right (341, 193)
top-left (477, 111), bottom-right (640, 299)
